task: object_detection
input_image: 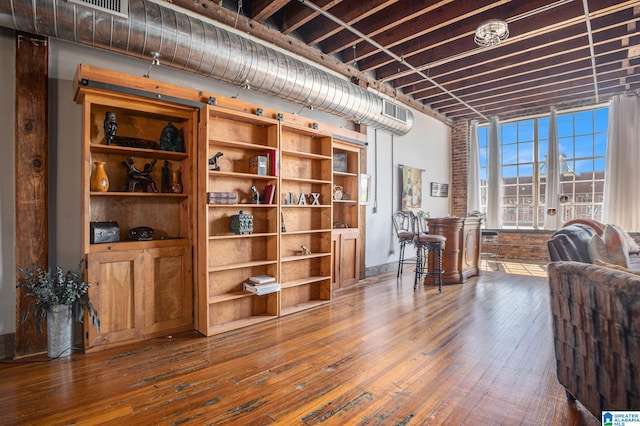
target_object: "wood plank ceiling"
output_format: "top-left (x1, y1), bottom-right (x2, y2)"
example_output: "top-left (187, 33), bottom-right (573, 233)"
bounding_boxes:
top-left (171, 0), bottom-right (640, 123)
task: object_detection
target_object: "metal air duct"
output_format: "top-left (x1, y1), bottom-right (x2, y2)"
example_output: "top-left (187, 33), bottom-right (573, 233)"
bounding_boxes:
top-left (0, 0), bottom-right (413, 135)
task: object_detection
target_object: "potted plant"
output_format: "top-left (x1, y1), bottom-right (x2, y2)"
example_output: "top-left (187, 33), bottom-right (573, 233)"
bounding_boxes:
top-left (18, 260), bottom-right (99, 358)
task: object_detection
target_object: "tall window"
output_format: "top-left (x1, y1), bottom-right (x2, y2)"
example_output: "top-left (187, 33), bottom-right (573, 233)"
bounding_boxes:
top-left (478, 107), bottom-right (608, 229)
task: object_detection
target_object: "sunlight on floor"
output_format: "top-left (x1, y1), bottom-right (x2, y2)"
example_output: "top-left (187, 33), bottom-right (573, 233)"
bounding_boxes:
top-left (481, 259), bottom-right (548, 277)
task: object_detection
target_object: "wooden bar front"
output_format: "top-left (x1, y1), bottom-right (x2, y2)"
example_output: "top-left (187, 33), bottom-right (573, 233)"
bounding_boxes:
top-left (425, 216), bottom-right (481, 284)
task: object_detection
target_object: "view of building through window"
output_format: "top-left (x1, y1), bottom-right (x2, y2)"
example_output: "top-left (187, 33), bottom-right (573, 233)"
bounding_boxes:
top-left (477, 107), bottom-right (608, 229)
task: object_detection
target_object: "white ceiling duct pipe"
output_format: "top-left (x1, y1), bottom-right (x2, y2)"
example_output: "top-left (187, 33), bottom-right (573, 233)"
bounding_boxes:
top-left (0, 0), bottom-right (413, 135)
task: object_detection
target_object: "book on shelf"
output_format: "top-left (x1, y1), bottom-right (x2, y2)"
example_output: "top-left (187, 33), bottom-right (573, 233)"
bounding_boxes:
top-left (263, 148), bottom-right (279, 176)
top-left (243, 281), bottom-right (281, 295)
top-left (248, 275), bottom-right (276, 284)
top-left (263, 184), bottom-right (275, 204)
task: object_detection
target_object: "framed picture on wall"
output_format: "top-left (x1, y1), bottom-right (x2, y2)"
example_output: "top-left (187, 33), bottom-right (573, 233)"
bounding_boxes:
top-left (401, 165), bottom-right (423, 210)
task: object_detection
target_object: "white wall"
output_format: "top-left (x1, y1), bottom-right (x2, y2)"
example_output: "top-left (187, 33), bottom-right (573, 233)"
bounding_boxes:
top-left (0, 28), bottom-right (16, 335)
top-left (0, 36), bottom-right (451, 336)
top-left (364, 111), bottom-right (451, 272)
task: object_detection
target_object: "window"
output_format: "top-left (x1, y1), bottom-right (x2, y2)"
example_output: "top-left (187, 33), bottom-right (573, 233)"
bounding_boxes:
top-left (478, 107), bottom-right (608, 229)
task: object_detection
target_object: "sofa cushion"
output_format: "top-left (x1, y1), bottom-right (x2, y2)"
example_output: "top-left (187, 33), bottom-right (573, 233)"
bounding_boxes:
top-left (588, 225), bottom-right (630, 268)
top-left (593, 258), bottom-right (640, 276)
top-left (548, 224), bottom-right (596, 262)
top-left (610, 224), bottom-right (640, 254)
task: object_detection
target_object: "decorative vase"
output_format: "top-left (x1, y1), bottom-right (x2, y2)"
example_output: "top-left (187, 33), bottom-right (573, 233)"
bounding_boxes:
top-left (170, 170), bottom-right (183, 193)
top-left (90, 161), bottom-right (109, 192)
top-left (47, 305), bottom-right (73, 358)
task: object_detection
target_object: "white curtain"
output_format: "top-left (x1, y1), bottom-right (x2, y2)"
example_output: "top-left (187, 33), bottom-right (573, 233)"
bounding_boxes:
top-left (604, 94), bottom-right (640, 231)
top-left (467, 120), bottom-right (481, 213)
top-left (544, 108), bottom-right (562, 229)
top-left (486, 116), bottom-right (502, 229)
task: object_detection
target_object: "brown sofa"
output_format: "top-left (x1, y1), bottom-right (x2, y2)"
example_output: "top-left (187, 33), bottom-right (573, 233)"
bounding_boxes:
top-left (547, 261), bottom-right (640, 418)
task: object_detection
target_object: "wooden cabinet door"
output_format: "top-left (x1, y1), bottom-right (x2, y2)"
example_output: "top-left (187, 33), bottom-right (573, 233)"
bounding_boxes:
top-left (143, 244), bottom-right (193, 335)
top-left (86, 250), bottom-right (145, 348)
top-left (339, 229), bottom-right (360, 287)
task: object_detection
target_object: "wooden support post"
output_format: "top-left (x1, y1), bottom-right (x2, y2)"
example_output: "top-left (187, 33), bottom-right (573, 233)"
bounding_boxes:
top-left (14, 33), bottom-right (48, 357)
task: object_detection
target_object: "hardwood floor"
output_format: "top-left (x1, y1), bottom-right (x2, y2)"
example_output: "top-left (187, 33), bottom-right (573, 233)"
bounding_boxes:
top-left (0, 263), bottom-right (600, 425)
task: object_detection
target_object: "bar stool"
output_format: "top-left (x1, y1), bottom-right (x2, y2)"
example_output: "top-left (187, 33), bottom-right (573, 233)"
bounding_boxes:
top-left (414, 211), bottom-right (446, 293)
top-left (392, 211), bottom-right (417, 278)
top-left (481, 230), bottom-right (499, 262)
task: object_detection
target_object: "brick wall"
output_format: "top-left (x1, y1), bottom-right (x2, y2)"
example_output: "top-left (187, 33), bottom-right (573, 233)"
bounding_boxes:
top-left (451, 119), bottom-right (470, 217)
top-left (494, 230), bottom-right (553, 262)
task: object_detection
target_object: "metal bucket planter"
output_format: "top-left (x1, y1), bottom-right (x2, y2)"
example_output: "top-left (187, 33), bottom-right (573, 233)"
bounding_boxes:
top-left (47, 305), bottom-right (73, 358)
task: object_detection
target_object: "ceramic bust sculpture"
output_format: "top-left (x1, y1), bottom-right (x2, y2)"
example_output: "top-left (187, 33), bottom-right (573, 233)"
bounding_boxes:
top-left (103, 111), bottom-right (117, 145)
top-left (159, 122), bottom-right (183, 152)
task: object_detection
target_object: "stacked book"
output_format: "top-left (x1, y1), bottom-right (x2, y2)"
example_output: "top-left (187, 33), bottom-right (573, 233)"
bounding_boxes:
top-left (243, 275), bottom-right (281, 295)
top-left (208, 191), bottom-right (238, 204)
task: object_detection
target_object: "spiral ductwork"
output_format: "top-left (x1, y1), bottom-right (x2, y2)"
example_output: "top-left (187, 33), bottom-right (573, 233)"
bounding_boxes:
top-left (0, 0), bottom-right (413, 135)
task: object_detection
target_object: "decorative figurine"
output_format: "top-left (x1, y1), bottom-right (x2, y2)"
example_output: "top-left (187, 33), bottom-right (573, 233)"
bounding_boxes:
top-left (230, 210), bottom-right (253, 235)
top-left (122, 156), bottom-right (159, 192)
top-left (159, 122), bottom-right (183, 152)
top-left (250, 185), bottom-right (261, 204)
top-left (301, 245), bottom-right (311, 256)
top-left (208, 151), bottom-right (223, 171)
top-left (103, 111), bottom-right (117, 145)
top-left (161, 160), bottom-right (171, 193)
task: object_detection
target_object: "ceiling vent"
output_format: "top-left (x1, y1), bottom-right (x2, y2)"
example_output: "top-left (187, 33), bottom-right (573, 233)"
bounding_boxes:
top-left (382, 99), bottom-right (409, 123)
top-left (67, 0), bottom-right (129, 19)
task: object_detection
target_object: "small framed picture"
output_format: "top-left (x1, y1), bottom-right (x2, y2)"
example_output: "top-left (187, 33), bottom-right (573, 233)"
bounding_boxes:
top-left (431, 182), bottom-right (449, 198)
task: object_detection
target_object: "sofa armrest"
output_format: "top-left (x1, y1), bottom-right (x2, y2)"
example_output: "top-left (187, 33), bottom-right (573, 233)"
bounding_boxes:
top-left (547, 261), bottom-right (640, 417)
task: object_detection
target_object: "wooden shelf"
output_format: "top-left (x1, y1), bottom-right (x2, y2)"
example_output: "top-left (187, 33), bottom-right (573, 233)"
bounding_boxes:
top-left (281, 275), bottom-right (332, 289)
top-left (205, 314), bottom-right (278, 336)
top-left (280, 300), bottom-right (330, 316)
top-left (208, 259), bottom-right (278, 273)
top-left (208, 232), bottom-right (278, 240)
top-left (281, 177), bottom-right (332, 185)
top-left (207, 137), bottom-right (275, 151)
top-left (90, 143), bottom-right (188, 160)
top-left (208, 170), bottom-right (278, 180)
top-left (281, 253), bottom-right (331, 263)
top-left (281, 149), bottom-right (331, 161)
top-left (90, 191), bottom-right (188, 198)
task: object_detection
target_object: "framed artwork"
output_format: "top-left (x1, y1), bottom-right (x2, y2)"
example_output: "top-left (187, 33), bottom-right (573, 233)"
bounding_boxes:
top-left (430, 182), bottom-right (449, 197)
top-left (401, 165), bottom-right (422, 210)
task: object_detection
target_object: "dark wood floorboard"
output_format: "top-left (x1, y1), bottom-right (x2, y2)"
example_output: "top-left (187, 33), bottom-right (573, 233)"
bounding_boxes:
top-left (0, 263), bottom-right (600, 425)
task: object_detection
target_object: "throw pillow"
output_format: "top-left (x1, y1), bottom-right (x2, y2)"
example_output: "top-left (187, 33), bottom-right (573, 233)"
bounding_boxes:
top-left (588, 227), bottom-right (631, 268)
top-left (593, 258), bottom-right (640, 277)
top-left (603, 225), bottom-right (631, 267)
top-left (609, 224), bottom-right (640, 254)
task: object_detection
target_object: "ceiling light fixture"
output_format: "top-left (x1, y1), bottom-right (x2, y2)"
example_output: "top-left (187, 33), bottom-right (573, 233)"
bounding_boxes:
top-left (474, 19), bottom-right (509, 47)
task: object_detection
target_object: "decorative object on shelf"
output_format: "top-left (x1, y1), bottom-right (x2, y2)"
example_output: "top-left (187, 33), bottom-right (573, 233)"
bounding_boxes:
top-left (249, 155), bottom-right (268, 175)
top-left (310, 192), bottom-right (320, 205)
top-left (122, 156), bottom-right (159, 193)
top-left (103, 111), bottom-right (117, 145)
top-left (17, 260), bottom-right (100, 358)
top-left (300, 245), bottom-right (311, 256)
top-left (250, 185), bottom-right (261, 204)
top-left (297, 192), bottom-right (307, 205)
top-left (90, 161), bottom-right (110, 192)
top-left (128, 226), bottom-right (154, 241)
top-left (90, 221), bottom-right (120, 244)
top-left (333, 221), bottom-right (347, 229)
top-left (208, 151), bottom-right (223, 171)
top-left (230, 210), bottom-right (253, 235)
top-left (113, 136), bottom-right (158, 149)
top-left (170, 169), bottom-right (183, 193)
top-left (341, 194), bottom-right (350, 200)
top-left (161, 160), bottom-right (171, 193)
top-left (333, 185), bottom-right (343, 200)
top-left (281, 211), bottom-right (286, 232)
top-left (208, 191), bottom-right (238, 204)
top-left (333, 152), bottom-right (347, 172)
top-left (284, 192), bottom-right (295, 205)
top-left (159, 121), bottom-right (183, 152)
